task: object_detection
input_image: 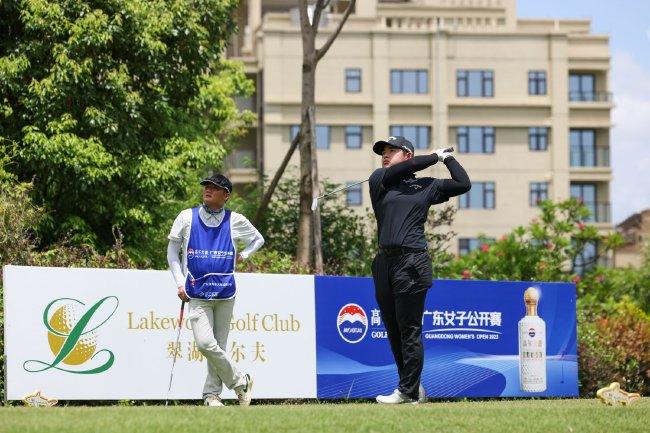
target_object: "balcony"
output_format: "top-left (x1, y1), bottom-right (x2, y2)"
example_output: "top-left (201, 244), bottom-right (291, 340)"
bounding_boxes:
top-left (568, 91), bottom-right (612, 102)
top-left (582, 201), bottom-right (611, 223)
top-left (570, 146), bottom-right (610, 167)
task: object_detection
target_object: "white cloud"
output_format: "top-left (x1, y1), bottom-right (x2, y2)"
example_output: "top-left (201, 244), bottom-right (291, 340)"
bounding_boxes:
top-left (611, 51), bottom-right (650, 224)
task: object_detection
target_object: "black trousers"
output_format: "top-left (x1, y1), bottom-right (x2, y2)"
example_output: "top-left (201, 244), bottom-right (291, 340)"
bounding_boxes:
top-left (371, 249), bottom-right (432, 400)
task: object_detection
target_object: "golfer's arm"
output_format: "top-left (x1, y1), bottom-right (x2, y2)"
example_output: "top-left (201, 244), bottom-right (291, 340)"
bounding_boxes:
top-left (440, 157), bottom-right (471, 197)
top-left (382, 154), bottom-right (439, 187)
top-left (167, 239), bottom-right (186, 287)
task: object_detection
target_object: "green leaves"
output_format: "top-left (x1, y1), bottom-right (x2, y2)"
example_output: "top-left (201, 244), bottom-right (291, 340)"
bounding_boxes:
top-left (0, 0), bottom-right (251, 261)
top-left (445, 199), bottom-right (621, 282)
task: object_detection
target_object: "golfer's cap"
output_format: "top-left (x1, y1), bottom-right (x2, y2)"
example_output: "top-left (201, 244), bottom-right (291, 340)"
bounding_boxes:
top-left (200, 173), bottom-right (232, 194)
top-left (373, 136), bottom-right (414, 155)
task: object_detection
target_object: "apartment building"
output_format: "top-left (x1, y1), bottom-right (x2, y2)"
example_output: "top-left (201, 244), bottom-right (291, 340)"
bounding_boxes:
top-left (225, 0), bottom-right (613, 264)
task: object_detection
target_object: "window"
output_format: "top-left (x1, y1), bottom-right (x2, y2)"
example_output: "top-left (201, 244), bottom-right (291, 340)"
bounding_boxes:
top-left (390, 70), bottom-right (428, 94)
top-left (346, 182), bottom-right (362, 206)
top-left (529, 127), bottom-right (549, 151)
top-left (345, 125), bottom-right (363, 149)
top-left (389, 125), bottom-right (430, 149)
top-left (290, 125), bottom-right (330, 149)
top-left (459, 238), bottom-right (496, 256)
top-left (315, 126), bottom-right (330, 150)
top-left (570, 129), bottom-right (595, 166)
top-left (573, 241), bottom-right (598, 275)
top-left (457, 70), bottom-right (494, 97)
top-left (530, 182), bottom-right (549, 206)
top-left (457, 127), bottom-right (495, 153)
top-left (459, 182), bottom-right (495, 209)
top-left (528, 71), bottom-right (547, 95)
top-left (459, 238), bottom-right (481, 256)
top-left (570, 182), bottom-right (596, 222)
top-left (345, 68), bottom-right (361, 93)
top-left (569, 73), bottom-right (595, 101)
top-left (290, 125), bottom-right (300, 141)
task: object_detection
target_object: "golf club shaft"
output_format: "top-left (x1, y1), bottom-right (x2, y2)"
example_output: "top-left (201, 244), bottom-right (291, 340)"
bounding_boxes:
top-left (165, 300), bottom-right (185, 406)
top-left (317, 179), bottom-right (369, 200)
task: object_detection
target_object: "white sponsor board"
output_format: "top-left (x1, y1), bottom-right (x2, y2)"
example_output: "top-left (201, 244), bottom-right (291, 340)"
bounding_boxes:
top-left (3, 266), bottom-right (316, 400)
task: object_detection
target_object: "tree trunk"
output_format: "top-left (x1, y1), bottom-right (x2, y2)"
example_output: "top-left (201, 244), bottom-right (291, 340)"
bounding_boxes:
top-left (296, 40), bottom-right (317, 268)
top-left (256, 0), bottom-right (356, 272)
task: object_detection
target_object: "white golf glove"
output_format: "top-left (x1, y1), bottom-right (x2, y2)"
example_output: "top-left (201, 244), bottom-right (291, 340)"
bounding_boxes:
top-left (434, 148), bottom-right (453, 162)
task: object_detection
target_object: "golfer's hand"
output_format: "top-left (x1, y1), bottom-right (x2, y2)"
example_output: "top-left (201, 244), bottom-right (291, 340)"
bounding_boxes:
top-left (434, 148), bottom-right (453, 162)
top-left (177, 285), bottom-right (190, 302)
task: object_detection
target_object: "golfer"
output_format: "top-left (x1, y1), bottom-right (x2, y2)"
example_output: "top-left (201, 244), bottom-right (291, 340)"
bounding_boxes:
top-left (370, 136), bottom-right (471, 404)
top-left (167, 173), bottom-right (264, 407)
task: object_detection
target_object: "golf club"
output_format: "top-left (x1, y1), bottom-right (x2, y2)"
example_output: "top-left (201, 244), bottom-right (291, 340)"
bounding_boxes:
top-left (165, 300), bottom-right (186, 406)
top-left (311, 147), bottom-right (455, 212)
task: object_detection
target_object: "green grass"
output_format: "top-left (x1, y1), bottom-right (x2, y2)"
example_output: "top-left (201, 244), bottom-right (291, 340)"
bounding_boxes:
top-left (1, 399), bottom-right (648, 433)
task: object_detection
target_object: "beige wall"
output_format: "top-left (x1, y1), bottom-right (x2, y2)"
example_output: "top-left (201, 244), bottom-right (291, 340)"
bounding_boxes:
top-left (228, 0), bottom-right (613, 255)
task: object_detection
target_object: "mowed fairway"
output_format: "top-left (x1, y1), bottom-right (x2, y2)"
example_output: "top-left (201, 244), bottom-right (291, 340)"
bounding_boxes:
top-left (1, 399), bottom-right (648, 433)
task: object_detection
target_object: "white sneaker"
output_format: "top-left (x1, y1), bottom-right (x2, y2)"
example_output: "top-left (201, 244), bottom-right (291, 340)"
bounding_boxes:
top-left (376, 389), bottom-right (417, 404)
top-left (418, 383), bottom-right (427, 404)
top-left (204, 395), bottom-right (224, 407)
top-left (235, 374), bottom-right (253, 406)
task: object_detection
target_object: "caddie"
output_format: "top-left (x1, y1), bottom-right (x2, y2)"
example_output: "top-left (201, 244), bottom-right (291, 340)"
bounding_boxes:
top-left (167, 173), bottom-right (264, 407)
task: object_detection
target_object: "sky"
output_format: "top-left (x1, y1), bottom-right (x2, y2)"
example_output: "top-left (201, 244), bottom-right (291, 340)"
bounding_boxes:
top-left (518, 0), bottom-right (650, 224)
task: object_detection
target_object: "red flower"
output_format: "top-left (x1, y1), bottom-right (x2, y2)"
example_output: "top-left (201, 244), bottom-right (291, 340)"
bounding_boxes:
top-left (571, 275), bottom-right (581, 285)
top-left (578, 222), bottom-right (586, 231)
top-left (462, 270), bottom-right (471, 280)
top-left (546, 242), bottom-right (555, 251)
top-left (499, 235), bottom-right (508, 242)
top-left (480, 244), bottom-right (490, 253)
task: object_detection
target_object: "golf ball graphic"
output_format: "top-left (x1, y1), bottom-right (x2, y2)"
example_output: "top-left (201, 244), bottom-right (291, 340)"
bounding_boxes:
top-left (47, 303), bottom-right (97, 365)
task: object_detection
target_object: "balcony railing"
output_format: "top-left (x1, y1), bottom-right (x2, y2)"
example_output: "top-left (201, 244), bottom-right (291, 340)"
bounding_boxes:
top-left (569, 91), bottom-right (612, 102)
top-left (570, 146), bottom-right (610, 167)
top-left (581, 201), bottom-right (611, 223)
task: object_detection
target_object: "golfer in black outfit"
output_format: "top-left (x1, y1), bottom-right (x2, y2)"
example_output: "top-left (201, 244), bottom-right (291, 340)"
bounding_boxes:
top-left (370, 136), bottom-right (471, 404)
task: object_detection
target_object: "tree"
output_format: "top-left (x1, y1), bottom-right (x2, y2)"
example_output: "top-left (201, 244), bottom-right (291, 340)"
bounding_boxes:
top-left (0, 0), bottom-right (253, 263)
top-left (443, 199), bottom-right (624, 282)
top-left (254, 0), bottom-right (356, 273)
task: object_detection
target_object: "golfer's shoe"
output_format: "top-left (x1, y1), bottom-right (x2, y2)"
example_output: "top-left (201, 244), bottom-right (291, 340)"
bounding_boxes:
top-left (418, 383), bottom-right (427, 404)
top-left (596, 382), bottom-right (640, 406)
top-left (235, 374), bottom-right (253, 406)
top-left (204, 395), bottom-right (224, 407)
top-left (376, 389), bottom-right (418, 405)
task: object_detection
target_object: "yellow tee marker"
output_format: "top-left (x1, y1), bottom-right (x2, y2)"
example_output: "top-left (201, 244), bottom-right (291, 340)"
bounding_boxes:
top-left (22, 390), bottom-right (58, 407)
top-left (596, 382), bottom-right (640, 406)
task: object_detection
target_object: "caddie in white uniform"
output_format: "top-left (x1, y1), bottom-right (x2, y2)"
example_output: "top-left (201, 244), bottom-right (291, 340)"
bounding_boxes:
top-left (167, 173), bottom-right (264, 407)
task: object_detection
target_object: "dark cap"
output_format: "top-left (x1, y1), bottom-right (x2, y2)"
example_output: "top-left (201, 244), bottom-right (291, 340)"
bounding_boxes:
top-left (200, 173), bottom-right (232, 194)
top-left (373, 136), bottom-right (414, 155)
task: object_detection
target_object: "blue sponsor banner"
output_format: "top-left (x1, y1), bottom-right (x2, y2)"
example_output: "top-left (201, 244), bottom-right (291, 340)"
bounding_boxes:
top-left (315, 277), bottom-right (578, 398)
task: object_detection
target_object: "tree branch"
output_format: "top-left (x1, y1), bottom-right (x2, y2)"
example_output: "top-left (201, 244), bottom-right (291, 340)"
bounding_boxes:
top-left (315, 0), bottom-right (356, 63)
top-left (298, 0), bottom-right (311, 33)
top-left (312, 0), bottom-right (326, 32)
top-left (253, 132), bottom-right (301, 226)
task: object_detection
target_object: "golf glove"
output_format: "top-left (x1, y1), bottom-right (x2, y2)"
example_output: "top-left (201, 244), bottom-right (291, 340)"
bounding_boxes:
top-left (434, 148), bottom-right (453, 162)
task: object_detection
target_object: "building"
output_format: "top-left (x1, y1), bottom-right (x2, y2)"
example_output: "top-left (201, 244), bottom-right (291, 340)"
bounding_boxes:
top-left (614, 209), bottom-right (650, 268)
top-left (225, 0), bottom-right (613, 259)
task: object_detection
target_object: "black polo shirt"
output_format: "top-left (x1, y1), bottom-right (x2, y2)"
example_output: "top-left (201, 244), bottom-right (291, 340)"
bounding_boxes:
top-left (369, 168), bottom-right (450, 249)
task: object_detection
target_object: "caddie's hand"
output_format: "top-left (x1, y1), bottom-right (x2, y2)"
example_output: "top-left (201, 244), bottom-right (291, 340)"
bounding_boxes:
top-left (434, 148), bottom-right (453, 162)
top-left (177, 285), bottom-right (190, 302)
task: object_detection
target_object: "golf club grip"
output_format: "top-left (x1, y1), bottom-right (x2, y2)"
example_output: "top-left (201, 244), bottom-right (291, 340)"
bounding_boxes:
top-left (443, 146), bottom-right (454, 153)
